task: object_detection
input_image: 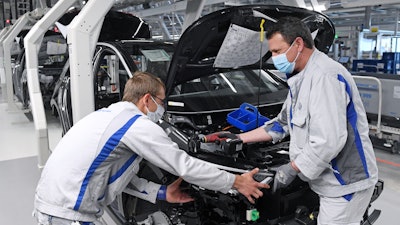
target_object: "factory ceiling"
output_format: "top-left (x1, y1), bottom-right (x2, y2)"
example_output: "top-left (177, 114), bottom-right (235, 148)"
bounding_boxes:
top-left (4, 0), bottom-right (400, 38)
top-left (109, 0), bottom-right (400, 39)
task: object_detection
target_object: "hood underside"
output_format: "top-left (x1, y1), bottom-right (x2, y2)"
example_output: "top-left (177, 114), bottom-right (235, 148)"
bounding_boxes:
top-left (166, 5), bottom-right (335, 95)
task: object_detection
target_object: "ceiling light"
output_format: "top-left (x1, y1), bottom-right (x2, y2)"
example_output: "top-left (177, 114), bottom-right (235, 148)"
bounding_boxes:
top-left (306, 4), bottom-right (326, 12)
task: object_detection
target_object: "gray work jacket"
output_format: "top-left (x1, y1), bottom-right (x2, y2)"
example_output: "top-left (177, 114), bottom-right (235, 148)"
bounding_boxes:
top-left (266, 49), bottom-right (378, 197)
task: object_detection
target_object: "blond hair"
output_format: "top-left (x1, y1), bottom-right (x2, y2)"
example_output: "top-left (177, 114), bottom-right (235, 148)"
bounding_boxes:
top-left (122, 71), bottom-right (165, 103)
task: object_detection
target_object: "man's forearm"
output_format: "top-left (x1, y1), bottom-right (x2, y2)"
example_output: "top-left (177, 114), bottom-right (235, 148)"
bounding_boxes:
top-left (291, 161), bottom-right (300, 173)
top-left (238, 127), bottom-right (272, 143)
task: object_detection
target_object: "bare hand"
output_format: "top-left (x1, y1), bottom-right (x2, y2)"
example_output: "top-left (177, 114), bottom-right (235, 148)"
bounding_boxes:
top-left (166, 177), bottom-right (194, 203)
top-left (234, 168), bottom-right (270, 204)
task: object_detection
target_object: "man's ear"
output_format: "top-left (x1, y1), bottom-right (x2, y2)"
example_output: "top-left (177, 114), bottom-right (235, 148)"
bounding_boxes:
top-left (142, 93), bottom-right (153, 106)
top-left (296, 37), bottom-right (305, 52)
top-left (137, 93), bottom-right (151, 114)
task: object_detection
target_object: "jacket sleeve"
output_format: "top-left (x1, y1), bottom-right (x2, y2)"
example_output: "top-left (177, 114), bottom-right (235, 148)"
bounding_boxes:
top-left (124, 174), bottom-right (162, 204)
top-left (264, 97), bottom-right (290, 143)
top-left (294, 73), bottom-right (349, 180)
top-left (122, 119), bottom-right (236, 194)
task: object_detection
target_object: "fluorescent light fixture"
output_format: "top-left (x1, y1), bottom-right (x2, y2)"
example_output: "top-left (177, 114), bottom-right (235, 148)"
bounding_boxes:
top-left (306, 4), bottom-right (327, 12)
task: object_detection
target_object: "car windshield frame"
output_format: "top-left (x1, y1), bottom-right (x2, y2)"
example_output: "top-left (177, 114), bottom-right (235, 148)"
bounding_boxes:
top-left (167, 68), bottom-right (288, 114)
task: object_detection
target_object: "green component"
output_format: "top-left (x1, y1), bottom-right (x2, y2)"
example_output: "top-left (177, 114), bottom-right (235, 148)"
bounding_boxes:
top-left (251, 209), bottom-right (259, 221)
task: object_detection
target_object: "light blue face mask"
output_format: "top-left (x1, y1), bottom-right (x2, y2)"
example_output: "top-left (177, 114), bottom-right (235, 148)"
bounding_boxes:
top-left (146, 96), bottom-right (165, 122)
top-left (271, 41), bottom-right (300, 74)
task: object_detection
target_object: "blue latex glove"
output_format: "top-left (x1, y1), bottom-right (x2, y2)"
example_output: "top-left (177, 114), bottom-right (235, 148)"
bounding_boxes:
top-left (272, 162), bottom-right (299, 192)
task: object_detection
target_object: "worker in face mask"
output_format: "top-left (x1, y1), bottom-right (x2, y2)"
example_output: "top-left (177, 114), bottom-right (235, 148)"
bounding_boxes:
top-left (271, 40), bottom-right (300, 75)
top-left (33, 71), bottom-right (269, 225)
top-left (213, 17), bottom-right (378, 225)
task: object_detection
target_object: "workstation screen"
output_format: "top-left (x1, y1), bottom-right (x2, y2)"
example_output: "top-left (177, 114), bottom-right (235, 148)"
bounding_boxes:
top-left (338, 56), bottom-right (350, 63)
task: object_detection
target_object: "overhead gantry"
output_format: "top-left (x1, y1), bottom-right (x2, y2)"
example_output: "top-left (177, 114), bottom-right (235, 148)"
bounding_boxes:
top-left (23, 0), bottom-right (115, 165)
top-left (0, 26), bottom-right (11, 85)
top-left (1, 9), bottom-right (48, 109)
top-left (24, 0), bottom-right (80, 168)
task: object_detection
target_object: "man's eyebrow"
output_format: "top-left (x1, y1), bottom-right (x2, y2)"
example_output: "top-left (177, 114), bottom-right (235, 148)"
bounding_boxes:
top-left (270, 48), bottom-right (280, 53)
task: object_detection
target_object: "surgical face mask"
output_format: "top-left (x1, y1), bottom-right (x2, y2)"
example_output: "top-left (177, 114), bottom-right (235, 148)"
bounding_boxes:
top-left (271, 41), bottom-right (300, 74)
top-left (146, 96), bottom-right (165, 122)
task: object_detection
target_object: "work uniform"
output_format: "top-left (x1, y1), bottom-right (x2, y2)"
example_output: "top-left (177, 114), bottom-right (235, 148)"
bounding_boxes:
top-left (265, 49), bottom-right (378, 224)
top-left (34, 101), bottom-right (235, 223)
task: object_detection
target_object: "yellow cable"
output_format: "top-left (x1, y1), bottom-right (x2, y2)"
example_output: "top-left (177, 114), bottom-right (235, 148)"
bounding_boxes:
top-left (260, 19), bottom-right (265, 42)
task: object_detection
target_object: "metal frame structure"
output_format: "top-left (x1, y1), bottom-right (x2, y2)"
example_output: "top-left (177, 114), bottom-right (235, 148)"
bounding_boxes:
top-left (0, 26), bottom-right (11, 84)
top-left (67, 0), bottom-right (115, 124)
top-left (24, 3), bottom-right (126, 223)
top-left (353, 76), bottom-right (382, 136)
top-left (353, 75), bottom-right (400, 153)
top-left (24, 0), bottom-right (77, 168)
top-left (2, 8), bottom-right (47, 108)
top-left (23, 0), bottom-right (114, 165)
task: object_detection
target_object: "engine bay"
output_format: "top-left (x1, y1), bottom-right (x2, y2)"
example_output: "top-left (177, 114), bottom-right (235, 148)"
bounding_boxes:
top-left (114, 117), bottom-right (384, 225)
top-left (119, 120), bottom-right (321, 225)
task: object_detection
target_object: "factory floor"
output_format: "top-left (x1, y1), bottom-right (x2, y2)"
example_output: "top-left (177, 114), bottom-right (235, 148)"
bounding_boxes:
top-left (1, 83), bottom-right (400, 225)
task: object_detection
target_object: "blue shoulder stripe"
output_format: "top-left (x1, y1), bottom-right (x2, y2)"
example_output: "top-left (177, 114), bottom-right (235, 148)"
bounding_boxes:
top-left (289, 88), bottom-right (293, 129)
top-left (73, 114), bottom-right (141, 211)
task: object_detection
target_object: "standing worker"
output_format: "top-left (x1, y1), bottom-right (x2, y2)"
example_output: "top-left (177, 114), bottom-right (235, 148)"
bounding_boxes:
top-left (216, 17), bottom-right (378, 224)
top-left (33, 71), bottom-right (269, 225)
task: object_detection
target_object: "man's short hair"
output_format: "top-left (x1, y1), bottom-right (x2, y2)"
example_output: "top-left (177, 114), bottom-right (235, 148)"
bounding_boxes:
top-left (266, 17), bottom-right (314, 49)
top-left (122, 71), bottom-right (165, 103)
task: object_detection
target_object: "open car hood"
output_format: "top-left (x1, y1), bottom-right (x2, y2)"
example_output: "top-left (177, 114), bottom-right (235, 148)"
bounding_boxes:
top-left (166, 5), bottom-right (335, 95)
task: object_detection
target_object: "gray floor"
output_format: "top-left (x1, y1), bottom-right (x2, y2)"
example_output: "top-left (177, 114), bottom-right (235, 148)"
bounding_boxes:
top-left (1, 83), bottom-right (400, 225)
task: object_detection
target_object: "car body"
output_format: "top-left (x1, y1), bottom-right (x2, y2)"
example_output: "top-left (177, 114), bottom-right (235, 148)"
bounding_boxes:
top-left (121, 5), bottom-right (382, 225)
top-left (12, 30), bottom-right (68, 109)
top-left (49, 10), bottom-right (152, 134)
top-left (12, 9), bottom-right (150, 113)
top-left (57, 9), bottom-right (151, 41)
top-left (51, 4), bottom-right (383, 225)
top-left (50, 40), bottom-right (175, 134)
